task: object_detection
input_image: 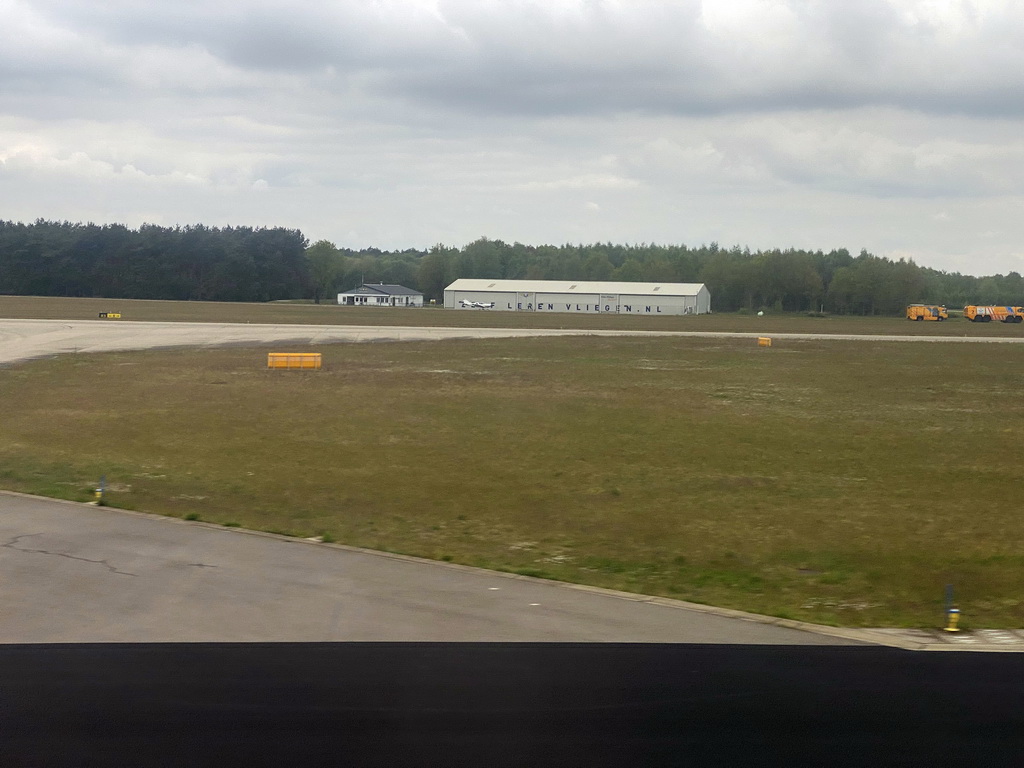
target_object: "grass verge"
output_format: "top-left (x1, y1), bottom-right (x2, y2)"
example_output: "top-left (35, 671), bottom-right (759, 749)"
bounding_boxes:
top-left (1, 335), bottom-right (1022, 627)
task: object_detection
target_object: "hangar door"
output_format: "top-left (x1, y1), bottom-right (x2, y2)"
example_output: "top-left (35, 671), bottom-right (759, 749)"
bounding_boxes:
top-left (516, 292), bottom-right (537, 311)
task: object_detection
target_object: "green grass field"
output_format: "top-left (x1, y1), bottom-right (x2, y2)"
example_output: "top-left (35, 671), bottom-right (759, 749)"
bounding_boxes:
top-left (3, 294), bottom-right (1024, 337)
top-left (1, 329), bottom-right (1021, 628)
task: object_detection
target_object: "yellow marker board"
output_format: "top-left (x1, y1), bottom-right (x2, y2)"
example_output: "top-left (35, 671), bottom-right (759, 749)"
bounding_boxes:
top-left (268, 352), bottom-right (322, 370)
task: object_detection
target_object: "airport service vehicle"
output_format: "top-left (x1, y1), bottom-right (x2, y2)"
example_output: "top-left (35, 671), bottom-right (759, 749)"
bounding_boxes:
top-left (963, 305), bottom-right (1024, 323)
top-left (906, 305), bottom-right (947, 321)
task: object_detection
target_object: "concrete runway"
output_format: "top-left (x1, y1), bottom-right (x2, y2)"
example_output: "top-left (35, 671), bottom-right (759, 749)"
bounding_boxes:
top-left (0, 492), bottom-right (856, 643)
top-left (2, 317), bottom-right (1023, 366)
top-left (0, 318), bottom-right (589, 365)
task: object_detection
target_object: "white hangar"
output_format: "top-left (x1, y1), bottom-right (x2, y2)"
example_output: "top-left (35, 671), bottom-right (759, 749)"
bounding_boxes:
top-left (444, 279), bottom-right (711, 315)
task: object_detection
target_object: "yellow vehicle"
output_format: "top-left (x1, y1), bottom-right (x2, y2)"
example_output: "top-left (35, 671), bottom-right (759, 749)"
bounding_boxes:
top-left (906, 304), bottom-right (948, 321)
top-left (963, 305), bottom-right (1024, 323)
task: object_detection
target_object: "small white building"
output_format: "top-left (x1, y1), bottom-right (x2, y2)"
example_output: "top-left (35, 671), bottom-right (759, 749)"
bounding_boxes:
top-left (444, 279), bottom-right (711, 315)
top-left (337, 284), bottom-right (424, 307)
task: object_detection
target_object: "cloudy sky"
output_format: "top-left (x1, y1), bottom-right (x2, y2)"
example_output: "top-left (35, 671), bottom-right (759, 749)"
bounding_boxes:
top-left (2, 0), bottom-right (1023, 275)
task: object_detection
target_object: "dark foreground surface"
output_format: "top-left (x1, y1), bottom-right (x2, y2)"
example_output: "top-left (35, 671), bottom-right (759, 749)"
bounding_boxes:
top-left (2, 643), bottom-right (1022, 767)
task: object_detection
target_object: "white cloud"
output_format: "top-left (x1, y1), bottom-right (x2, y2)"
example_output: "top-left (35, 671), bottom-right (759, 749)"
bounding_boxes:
top-left (1, 0), bottom-right (1024, 274)
top-left (517, 173), bottom-right (639, 191)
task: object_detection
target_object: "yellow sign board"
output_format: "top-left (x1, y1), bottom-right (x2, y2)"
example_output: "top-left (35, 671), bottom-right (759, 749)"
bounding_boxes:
top-left (98, 313), bottom-right (122, 319)
top-left (268, 352), bottom-right (322, 370)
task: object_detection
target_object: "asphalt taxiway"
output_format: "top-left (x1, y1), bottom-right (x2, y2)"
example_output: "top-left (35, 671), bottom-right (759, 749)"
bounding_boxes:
top-left (0, 491), bottom-right (858, 643)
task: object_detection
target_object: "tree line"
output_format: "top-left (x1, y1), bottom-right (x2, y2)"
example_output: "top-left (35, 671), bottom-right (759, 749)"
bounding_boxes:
top-left (0, 221), bottom-right (308, 302)
top-left (2, 220), bottom-right (1021, 314)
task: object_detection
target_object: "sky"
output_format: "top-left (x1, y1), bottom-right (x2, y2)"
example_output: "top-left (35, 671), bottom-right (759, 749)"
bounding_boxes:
top-left (2, 0), bottom-right (1024, 276)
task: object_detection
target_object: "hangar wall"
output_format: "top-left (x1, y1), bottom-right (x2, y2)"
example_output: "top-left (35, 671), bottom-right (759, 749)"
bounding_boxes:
top-left (444, 280), bottom-right (711, 315)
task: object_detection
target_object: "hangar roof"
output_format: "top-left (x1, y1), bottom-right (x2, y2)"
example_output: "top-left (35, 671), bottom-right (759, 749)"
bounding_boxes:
top-left (444, 279), bottom-right (707, 296)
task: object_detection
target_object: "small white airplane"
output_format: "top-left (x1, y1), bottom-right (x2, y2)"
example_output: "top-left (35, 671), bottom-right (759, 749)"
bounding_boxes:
top-left (459, 300), bottom-right (495, 309)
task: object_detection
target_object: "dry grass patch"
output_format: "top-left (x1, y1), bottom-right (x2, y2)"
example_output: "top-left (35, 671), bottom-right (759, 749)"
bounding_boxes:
top-left (1, 335), bottom-right (1023, 627)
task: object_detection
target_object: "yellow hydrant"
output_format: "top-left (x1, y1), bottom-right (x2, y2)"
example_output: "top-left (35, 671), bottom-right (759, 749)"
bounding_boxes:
top-left (93, 475), bottom-right (105, 506)
top-left (944, 607), bottom-right (961, 632)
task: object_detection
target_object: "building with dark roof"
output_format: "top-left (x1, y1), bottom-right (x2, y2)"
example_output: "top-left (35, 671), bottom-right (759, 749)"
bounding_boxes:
top-left (337, 284), bottom-right (424, 307)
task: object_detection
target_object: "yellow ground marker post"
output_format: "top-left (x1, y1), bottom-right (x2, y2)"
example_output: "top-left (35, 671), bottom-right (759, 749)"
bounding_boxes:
top-left (944, 608), bottom-right (961, 632)
top-left (943, 585), bottom-right (960, 632)
top-left (267, 352), bottom-right (322, 370)
top-left (757, 337), bottom-right (772, 347)
top-left (91, 475), bottom-right (105, 506)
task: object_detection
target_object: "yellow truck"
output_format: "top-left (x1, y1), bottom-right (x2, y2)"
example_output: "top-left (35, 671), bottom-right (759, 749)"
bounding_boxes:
top-left (963, 305), bottom-right (1024, 323)
top-left (906, 304), bottom-right (948, 321)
